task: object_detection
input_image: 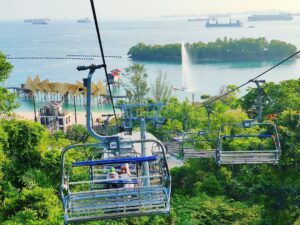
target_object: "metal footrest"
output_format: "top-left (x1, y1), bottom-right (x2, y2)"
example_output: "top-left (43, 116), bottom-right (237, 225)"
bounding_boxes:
top-left (184, 150), bottom-right (215, 160)
top-left (218, 151), bottom-right (279, 164)
top-left (65, 186), bottom-right (168, 223)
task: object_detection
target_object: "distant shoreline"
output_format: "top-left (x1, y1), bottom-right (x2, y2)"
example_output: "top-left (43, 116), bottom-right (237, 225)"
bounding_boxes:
top-left (15, 111), bottom-right (103, 125)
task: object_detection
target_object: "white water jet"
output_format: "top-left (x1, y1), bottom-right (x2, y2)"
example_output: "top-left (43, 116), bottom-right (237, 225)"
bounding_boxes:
top-left (181, 42), bottom-right (194, 92)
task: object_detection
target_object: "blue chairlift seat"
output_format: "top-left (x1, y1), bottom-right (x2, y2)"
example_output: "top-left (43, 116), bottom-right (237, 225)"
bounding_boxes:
top-left (222, 134), bottom-right (273, 140)
top-left (73, 156), bottom-right (158, 167)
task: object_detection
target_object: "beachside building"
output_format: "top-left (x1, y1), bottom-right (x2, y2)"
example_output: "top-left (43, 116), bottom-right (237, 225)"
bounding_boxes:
top-left (39, 101), bottom-right (72, 133)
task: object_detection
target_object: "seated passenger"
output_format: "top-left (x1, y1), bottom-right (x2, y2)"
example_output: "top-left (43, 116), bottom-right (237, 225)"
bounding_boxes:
top-left (119, 165), bottom-right (134, 188)
top-left (107, 167), bottom-right (119, 189)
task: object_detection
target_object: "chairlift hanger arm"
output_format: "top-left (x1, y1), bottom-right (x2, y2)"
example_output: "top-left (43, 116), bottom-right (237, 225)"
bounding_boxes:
top-left (89, 0), bottom-right (120, 128)
top-left (121, 138), bottom-right (170, 178)
top-left (78, 64), bottom-right (119, 142)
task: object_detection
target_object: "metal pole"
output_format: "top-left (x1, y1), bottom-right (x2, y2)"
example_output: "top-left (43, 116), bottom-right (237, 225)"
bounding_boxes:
top-left (140, 118), bottom-right (150, 186)
top-left (33, 93), bottom-right (37, 122)
top-left (253, 80), bottom-right (265, 122)
top-left (73, 95), bottom-right (77, 124)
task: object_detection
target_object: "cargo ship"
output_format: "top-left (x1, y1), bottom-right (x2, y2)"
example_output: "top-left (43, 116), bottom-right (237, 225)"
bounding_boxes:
top-left (24, 19), bottom-right (32, 23)
top-left (205, 19), bottom-right (242, 28)
top-left (248, 13), bottom-right (293, 21)
top-left (32, 19), bottom-right (48, 25)
top-left (77, 18), bottom-right (91, 23)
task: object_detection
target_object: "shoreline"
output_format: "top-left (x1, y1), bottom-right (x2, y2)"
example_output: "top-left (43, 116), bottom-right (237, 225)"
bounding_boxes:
top-left (14, 111), bottom-right (104, 126)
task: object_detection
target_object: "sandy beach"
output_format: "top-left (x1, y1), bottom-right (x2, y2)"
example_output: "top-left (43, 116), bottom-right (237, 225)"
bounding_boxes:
top-left (15, 111), bottom-right (104, 125)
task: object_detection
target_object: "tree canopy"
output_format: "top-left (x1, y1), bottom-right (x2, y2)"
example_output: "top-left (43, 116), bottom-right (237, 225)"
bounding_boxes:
top-left (0, 68), bottom-right (299, 224)
top-left (0, 52), bottom-right (19, 117)
top-left (128, 38), bottom-right (297, 63)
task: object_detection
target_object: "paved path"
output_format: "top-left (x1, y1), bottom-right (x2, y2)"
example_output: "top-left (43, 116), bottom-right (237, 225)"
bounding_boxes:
top-left (119, 131), bottom-right (184, 169)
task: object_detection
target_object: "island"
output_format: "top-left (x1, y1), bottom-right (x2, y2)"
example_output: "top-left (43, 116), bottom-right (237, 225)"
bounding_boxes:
top-left (128, 38), bottom-right (297, 63)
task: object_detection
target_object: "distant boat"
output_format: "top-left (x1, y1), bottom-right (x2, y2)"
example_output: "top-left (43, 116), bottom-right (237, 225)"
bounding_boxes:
top-left (248, 13), bottom-right (293, 21)
top-left (77, 18), bottom-right (91, 23)
top-left (24, 19), bottom-right (32, 23)
top-left (206, 19), bottom-right (242, 28)
top-left (187, 18), bottom-right (208, 22)
top-left (248, 25), bottom-right (255, 28)
top-left (32, 19), bottom-right (48, 25)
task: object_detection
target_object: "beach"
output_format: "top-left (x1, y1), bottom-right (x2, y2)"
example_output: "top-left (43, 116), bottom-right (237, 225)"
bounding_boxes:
top-left (16, 111), bottom-right (95, 125)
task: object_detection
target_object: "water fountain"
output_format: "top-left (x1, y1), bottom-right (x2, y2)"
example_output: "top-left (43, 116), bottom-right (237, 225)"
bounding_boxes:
top-left (181, 42), bottom-right (194, 92)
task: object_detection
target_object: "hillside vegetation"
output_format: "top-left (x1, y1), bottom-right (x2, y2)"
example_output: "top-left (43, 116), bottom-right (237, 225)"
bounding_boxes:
top-left (0, 54), bottom-right (299, 224)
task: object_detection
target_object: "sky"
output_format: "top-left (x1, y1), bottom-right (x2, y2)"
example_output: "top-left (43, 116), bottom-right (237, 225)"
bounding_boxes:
top-left (0, 0), bottom-right (300, 20)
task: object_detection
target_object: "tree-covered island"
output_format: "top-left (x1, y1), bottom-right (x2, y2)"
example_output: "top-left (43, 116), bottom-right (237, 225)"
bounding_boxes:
top-left (128, 38), bottom-right (297, 63)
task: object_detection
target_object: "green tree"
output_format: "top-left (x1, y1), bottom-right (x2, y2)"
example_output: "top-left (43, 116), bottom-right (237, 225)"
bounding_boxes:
top-left (1, 120), bottom-right (48, 187)
top-left (150, 70), bottom-right (173, 102)
top-left (123, 64), bottom-right (150, 103)
top-left (0, 52), bottom-right (19, 117)
top-left (128, 38), bottom-right (297, 63)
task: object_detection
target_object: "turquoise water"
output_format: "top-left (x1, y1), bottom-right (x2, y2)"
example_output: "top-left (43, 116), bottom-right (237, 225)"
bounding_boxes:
top-left (0, 17), bottom-right (300, 112)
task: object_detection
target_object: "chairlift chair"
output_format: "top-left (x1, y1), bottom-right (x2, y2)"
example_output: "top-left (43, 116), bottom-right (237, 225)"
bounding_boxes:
top-left (182, 105), bottom-right (216, 160)
top-left (61, 148), bottom-right (170, 223)
top-left (216, 80), bottom-right (281, 165)
top-left (182, 131), bottom-right (217, 160)
top-left (60, 64), bottom-right (171, 224)
top-left (216, 120), bottom-right (281, 165)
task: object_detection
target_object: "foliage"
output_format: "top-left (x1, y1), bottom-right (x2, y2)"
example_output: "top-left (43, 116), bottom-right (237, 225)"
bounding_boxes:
top-left (0, 52), bottom-right (19, 117)
top-left (171, 194), bottom-right (262, 225)
top-left (1, 186), bottom-right (61, 224)
top-left (0, 52), bottom-right (13, 83)
top-left (241, 79), bottom-right (300, 117)
top-left (0, 77), bottom-right (299, 224)
top-left (150, 70), bottom-right (173, 102)
top-left (128, 37), bottom-right (297, 63)
top-left (123, 64), bottom-right (150, 103)
top-left (65, 124), bottom-right (89, 142)
top-left (1, 120), bottom-right (49, 187)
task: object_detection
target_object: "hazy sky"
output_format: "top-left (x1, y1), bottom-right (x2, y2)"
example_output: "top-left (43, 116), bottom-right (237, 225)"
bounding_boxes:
top-left (0, 0), bottom-right (300, 20)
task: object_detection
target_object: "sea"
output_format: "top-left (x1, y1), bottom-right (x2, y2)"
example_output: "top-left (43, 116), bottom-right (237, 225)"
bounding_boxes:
top-left (0, 15), bottom-right (300, 112)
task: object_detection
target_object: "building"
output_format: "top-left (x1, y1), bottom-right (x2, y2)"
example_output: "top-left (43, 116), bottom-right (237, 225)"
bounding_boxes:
top-left (39, 101), bottom-right (72, 133)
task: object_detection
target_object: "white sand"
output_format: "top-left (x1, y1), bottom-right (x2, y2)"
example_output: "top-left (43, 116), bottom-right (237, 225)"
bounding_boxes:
top-left (14, 111), bottom-right (106, 126)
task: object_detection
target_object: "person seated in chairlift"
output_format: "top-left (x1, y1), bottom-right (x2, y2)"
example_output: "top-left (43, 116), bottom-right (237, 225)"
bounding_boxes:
top-left (106, 167), bottom-right (119, 189)
top-left (119, 163), bottom-right (134, 188)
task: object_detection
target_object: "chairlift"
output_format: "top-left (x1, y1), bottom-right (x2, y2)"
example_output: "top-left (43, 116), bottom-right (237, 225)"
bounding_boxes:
top-left (216, 80), bottom-right (281, 165)
top-left (181, 105), bottom-right (217, 160)
top-left (216, 120), bottom-right (281, 165)
top-left (182, 131), bottom-right (217, 160)
top-left (61, 154), bottom-right (169, 223)
top-left (94, 114), bottom-right (119, 136)
top-left (60, 65), bottom-right (171, 224)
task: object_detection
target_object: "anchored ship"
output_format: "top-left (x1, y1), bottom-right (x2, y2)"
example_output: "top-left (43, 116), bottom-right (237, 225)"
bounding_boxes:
top-left (31, 19), bottom-right (48, 25)
top-left (77, 18), bottom-right (91, 23)
top-left (206, 19), bottom-right (242, 28)
top-left (248, 13), bottom-right (293, 21)
top-left (24, 19), bottom-right (32, 23)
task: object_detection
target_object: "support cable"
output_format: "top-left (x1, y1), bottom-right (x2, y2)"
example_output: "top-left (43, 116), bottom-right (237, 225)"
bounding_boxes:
top-left (193, 50), bottom-right (300, 112)
top-left (89, 0), bottom-right (120, 128)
